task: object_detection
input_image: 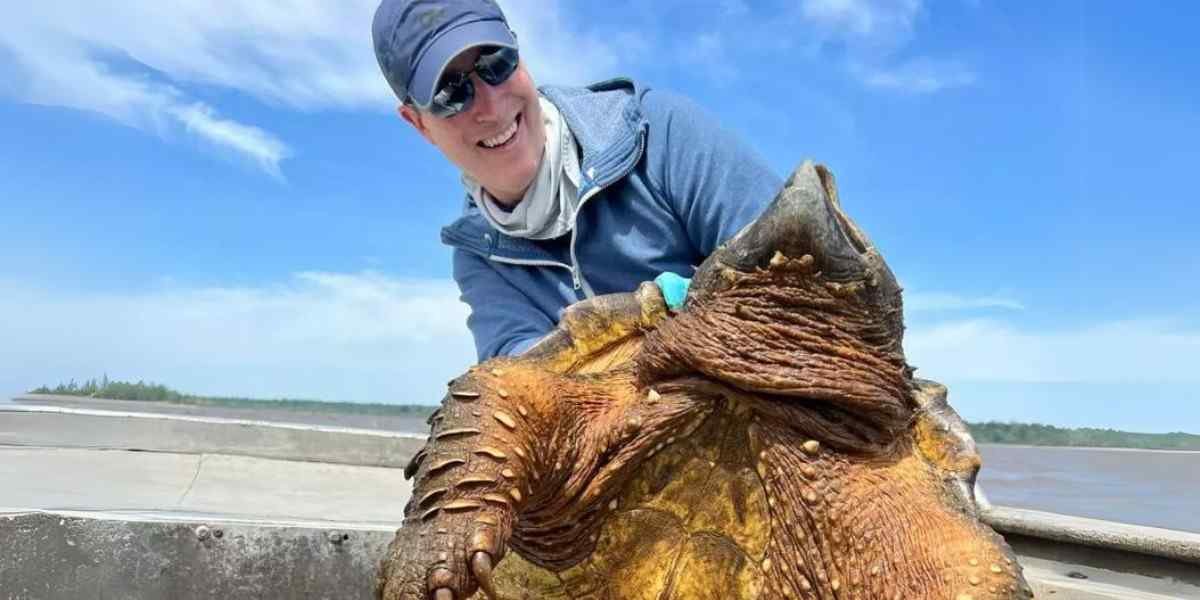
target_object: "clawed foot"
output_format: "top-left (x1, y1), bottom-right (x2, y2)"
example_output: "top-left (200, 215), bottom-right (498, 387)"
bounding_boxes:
top-left (377, 509), bottom-right (510, 600)
top-left (378, 364), bottom-right (536, 600)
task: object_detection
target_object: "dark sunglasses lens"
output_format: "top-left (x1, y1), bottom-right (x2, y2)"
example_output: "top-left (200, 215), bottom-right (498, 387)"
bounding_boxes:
top-left (426, 47), bottom-right (517, 118)
top-left (475, 47), bottom-right (519, 86)
top-left (430, 77), bottom-right (474, 118)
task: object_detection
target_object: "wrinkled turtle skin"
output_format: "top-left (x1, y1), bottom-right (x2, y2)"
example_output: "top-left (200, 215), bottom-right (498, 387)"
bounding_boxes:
top-left (378, 162), bottom-right (1033, 600)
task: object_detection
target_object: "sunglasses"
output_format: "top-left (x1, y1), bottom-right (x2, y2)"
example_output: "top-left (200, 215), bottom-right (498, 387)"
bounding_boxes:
top-left (418, 46), bottom-right (520, 118)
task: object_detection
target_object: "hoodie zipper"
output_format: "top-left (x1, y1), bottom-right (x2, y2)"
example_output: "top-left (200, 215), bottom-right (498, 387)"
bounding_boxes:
top-left (488, 200), bottom-right (594, 297)
top-left (488, 128), bottom-right (647, 300)
top-left (567, 186), bottom-right (600, 296)
top-left (567, 129), bottom-right (648, 299)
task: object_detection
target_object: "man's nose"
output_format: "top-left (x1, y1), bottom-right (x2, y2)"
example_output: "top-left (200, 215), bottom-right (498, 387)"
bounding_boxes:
top-left (469, 74), bottom-right (502, 122)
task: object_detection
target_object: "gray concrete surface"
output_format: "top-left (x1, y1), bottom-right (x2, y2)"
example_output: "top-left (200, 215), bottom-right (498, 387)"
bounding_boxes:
top-left (1021, 559), bottom-right (1199, 599)
top-left (0, 511), bottom-right (394, 600)
top-left (1007, 535), bottom-right (1200, 599)
top-left (983, 505), bottom-right (1200, 565)
top-left (0, 447), bottom-right (409, 524)
top-left (0, 403), bottom-right (425, 468)
top-left (4, 509), bottom-right (1197, 600)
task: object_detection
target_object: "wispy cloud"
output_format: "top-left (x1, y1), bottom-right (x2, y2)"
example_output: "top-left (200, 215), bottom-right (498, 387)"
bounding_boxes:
top-left (906, 317), bottom-right (1200, 384)
top-left (800, 0), bottom-right (922, 44)
top-left (797, 0), bottom-right (976, 93)
top-left (170, 103), bottom-right (291, 178)
top-left (0, 1), bottom-right (619, 175)
top-left (906, 291), bottom-right (1024, 312)
top-left (677, 32), bottom-right (738, 86)
top-left (0, 273), bottom-right (475, 404)
top-left (500, 0), bottom-right (621, 87)
top-left (858, 57), bottom-right (977, 93)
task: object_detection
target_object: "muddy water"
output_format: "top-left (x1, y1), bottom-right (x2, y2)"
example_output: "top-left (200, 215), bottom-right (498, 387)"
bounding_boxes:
top-left (978, 444), bottom-right (1200, 533)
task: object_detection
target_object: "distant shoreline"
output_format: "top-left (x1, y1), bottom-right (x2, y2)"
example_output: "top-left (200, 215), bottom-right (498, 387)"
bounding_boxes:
top-left (9, 394), bottom-right (433, 433)
top-left (980, 443), bottom-right (1200, 455)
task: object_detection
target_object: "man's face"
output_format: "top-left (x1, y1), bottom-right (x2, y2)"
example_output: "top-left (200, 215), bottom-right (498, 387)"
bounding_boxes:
top-left (400, 47), bottom-right (545, 205)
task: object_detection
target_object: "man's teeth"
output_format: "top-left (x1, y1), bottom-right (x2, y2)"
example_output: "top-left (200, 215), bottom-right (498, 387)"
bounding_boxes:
top-left (480, 119), bottom-right (518, 148)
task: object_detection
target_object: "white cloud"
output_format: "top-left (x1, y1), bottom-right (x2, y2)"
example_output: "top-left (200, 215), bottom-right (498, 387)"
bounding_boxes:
top-left (800, 0), bottom-right (922, 42)
top-left (906, 317), bottom-right (1200, 384)
top-left (797, 0), bottom-right (977, 93)
top-left (906, 291), bottom-right (1024, 312)
top-left (858, 57), bottom-right (977, 93)
top-left (0, 273), bottom-right (476, 405)
top-left (500, 0), bottom-right (621, 87)
top-left (170, 103), bottom-right (291, 178)
top-left (677, 32), bottom-right (738, 86)
top-left (0, 1), bottom-right (620, 175)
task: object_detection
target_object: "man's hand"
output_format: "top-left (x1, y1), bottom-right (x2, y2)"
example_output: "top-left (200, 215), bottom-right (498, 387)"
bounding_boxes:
top-left (653, 272), bottom-right (691, 310)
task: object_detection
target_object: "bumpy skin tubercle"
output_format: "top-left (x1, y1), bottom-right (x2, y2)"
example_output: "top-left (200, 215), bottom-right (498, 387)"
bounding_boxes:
top-left (378, 162), bottom-right (1032, 600)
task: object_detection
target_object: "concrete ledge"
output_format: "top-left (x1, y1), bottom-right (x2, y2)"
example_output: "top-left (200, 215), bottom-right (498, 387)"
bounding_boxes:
top-left (0, 404), bottom-right (426, 468)
top-left (982, 505), bottom-right (1200, 565)
top-left (4, 509), bottom-right (1198, 600)
top-left (984, 506), bottom-right (1200, 599)
top-left (0, 511), bottom-right (394, 600)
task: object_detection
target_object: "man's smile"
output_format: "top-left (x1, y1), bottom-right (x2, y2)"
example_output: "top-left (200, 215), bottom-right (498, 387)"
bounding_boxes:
top-left (478, 112), bottom-right (522, 149)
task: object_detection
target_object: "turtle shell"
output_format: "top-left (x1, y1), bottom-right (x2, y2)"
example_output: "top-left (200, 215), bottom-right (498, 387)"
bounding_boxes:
top-left (377, 162), bottom-right (1032, 600)
top-left (489, 404), bottom-right (769, 599)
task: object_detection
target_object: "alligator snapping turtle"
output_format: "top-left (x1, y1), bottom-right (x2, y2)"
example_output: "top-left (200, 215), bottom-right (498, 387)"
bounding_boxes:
top-left (378, 162), bottom-right (1032, 600)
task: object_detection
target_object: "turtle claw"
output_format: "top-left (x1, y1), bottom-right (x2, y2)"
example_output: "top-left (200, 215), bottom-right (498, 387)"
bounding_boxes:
top-left (470, 552), bottom-right (499, 600)
top-left (377, 515), bottom-right (511, 600)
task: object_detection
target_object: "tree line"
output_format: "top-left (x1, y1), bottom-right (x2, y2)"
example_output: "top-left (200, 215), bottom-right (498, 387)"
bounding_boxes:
top-left (29, 377), bottom-right (435, 417)
top-left (967, 421), bottom-right (1200, 451)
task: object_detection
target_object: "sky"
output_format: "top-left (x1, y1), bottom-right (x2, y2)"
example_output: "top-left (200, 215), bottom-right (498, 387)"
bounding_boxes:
top-left (1, 0), bottom-right (1197, 433)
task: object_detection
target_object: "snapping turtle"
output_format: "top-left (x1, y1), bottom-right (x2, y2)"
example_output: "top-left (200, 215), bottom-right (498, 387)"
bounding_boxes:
top-left (379, 162), bottom-right (1032, 600)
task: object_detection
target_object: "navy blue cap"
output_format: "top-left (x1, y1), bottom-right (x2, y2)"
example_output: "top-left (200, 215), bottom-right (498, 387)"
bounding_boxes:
top-left (372, 0), bottom-right (517, 107)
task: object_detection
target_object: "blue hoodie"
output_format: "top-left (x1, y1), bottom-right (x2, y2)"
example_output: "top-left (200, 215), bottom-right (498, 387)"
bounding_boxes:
top-left (441, 79), bottom-right (783, 361)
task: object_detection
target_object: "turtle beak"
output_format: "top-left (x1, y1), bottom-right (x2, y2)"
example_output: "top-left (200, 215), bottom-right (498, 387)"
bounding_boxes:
top-left (690, 161), bottom-right (899, 304)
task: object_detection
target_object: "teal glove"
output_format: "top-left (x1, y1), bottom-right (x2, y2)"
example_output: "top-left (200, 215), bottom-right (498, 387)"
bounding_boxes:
top-left (654, 272), bottom-right (691, 310)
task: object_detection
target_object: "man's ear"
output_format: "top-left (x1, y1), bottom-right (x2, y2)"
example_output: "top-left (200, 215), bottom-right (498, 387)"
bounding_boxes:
top-left (398, 103), bottom-right (436, 145)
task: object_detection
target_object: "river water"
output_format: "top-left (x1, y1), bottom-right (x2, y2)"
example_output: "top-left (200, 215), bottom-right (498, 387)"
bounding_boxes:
top-left (977, 444), bottom-right (1200, 533)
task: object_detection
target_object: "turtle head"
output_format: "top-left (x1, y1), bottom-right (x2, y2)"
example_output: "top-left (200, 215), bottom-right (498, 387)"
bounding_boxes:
top-left (640, 162), bottom-right (911, 447)
top-left (691, 161), bottom-right (902, 337)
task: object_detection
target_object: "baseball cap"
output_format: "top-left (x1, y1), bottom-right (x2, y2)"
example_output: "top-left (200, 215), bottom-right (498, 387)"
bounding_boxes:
top-left (372, 0), bottom-right (518, 107)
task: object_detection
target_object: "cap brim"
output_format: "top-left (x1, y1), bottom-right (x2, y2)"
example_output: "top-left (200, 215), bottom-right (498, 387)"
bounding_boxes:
top-left (409, 20), bottom-right (517, 108)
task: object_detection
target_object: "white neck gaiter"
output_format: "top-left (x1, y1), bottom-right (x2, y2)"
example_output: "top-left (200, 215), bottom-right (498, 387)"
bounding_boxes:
top-left (463, 97), bottom-right (582, 240)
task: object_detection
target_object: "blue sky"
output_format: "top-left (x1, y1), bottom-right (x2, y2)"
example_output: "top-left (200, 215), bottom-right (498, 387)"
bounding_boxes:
top-left (1, 0), bottom-right (1197, 432)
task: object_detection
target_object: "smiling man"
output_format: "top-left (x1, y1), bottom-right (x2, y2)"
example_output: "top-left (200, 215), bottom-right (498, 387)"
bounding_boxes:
top-left (372, 0), bottom-right (783, 361)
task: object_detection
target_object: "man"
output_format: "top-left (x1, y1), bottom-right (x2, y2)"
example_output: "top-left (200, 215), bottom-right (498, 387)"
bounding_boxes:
top-left (372, 0), bottom-right (782, 361)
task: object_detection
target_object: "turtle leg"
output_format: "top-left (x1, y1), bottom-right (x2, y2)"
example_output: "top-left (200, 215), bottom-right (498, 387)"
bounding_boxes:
top-left (377, 357), bottom-right (716, 599)
top-left (377, 284), bottom-right (709, 599)
top-left (376, 364), bottom-right (530, 600)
